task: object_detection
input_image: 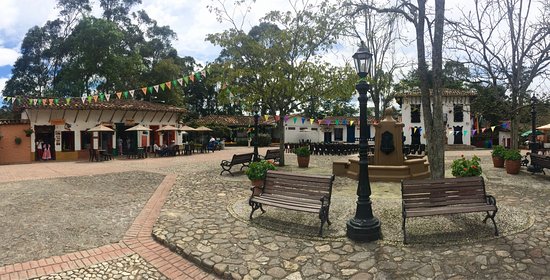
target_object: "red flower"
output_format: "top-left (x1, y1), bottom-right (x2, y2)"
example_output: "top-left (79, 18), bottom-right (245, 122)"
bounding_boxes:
top-left (463, 168), bottom-right (468, 171)
top-left (472, 165), bottom-right (477, 169)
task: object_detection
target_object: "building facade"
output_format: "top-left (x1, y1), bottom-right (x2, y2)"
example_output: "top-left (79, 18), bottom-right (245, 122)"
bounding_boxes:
top-left (397, 88), bottom-right (477, 146)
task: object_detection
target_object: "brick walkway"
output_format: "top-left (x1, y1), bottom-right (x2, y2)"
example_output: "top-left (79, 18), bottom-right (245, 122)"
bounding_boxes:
top-left (0, 174), bottom-right (218, 280)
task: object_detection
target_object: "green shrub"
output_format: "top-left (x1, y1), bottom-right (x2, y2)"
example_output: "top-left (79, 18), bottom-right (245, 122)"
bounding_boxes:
top-left (503, 149), bottom-right (522, 161)
top-left (451, 155), bottom-right (482, 177)
top-left (245, 160), bottom-right (277, 180)
top-left (491, 145), bottom-right (506, 158)
top-left (294, 146), bottom-right (311, 157)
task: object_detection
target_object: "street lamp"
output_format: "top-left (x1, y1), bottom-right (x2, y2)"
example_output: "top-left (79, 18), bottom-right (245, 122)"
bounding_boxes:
top-left (253, 102), bottom-right (260, 162)
top-left (527, 95), bottom-right (538, 172)
top-left (346, 41), bottom-right (382, 242)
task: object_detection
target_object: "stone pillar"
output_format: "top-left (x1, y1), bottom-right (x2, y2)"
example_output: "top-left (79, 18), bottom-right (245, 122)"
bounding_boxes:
top-left (373, 107), bottom-right (405, 166)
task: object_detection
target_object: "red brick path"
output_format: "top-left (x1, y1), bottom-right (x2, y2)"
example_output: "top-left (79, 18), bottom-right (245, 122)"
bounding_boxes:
top-left (0, 174), bottom-right (216, 280)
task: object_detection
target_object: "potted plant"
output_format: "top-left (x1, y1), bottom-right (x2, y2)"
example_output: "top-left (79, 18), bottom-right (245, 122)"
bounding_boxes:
top-left (15, 136), bottom-right (22, 145)
top-left (295, 146), bottom-right (311, 168)
top-left (246, 160), bottom-right (277, 190)
top-left (491, 145), bottom-right (506, 168)
top-left (23, 128), bottom-right (34, 137)
top-left (503, 149), bottom-right (522, 174)
top-left (451, 155), bottom-right (482, 177)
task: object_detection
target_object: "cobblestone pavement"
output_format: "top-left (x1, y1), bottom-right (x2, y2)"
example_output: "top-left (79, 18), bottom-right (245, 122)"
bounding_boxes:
top-left (153, 150), bottom-right (550, 280)
top-left (1, 148), bottom-right (549, 279)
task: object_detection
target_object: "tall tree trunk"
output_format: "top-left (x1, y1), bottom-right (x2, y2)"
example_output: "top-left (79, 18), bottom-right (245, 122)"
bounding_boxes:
top-left (429, 0), bottom-right (446, 178)
top-left (278, 119), bottom-right (286, 166)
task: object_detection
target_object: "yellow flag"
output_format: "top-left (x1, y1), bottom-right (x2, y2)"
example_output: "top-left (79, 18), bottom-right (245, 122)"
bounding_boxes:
top-left (264, 115), bottom-right (269, 121)
top-left (491, 126), bottom-right (496, 132)
top-left (310, 118), bottom-right (314, 125)
top-left (350, 120), bottom-right (354, 126)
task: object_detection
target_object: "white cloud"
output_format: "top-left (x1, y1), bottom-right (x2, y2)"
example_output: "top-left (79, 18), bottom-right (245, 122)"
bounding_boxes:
top-left (0, 77), bottom-right (8, 96)
top-left (0, 48), bottom-right (19, 67)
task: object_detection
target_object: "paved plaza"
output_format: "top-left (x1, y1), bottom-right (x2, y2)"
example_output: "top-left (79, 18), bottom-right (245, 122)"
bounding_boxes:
top-left (0, 147), bottom-right (549, 279)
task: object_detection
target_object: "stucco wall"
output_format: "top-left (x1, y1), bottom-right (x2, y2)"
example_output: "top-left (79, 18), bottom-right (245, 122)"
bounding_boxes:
top-left (0, 124), bottom-right (33, 165)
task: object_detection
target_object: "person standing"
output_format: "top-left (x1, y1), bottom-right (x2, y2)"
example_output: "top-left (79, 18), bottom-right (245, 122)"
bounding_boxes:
top-left (36, 139), bottom-right (43, 161)
top-left (42, 143), bottom-right (51, 160)
top-left (118, 138), bottom-right (123, 155)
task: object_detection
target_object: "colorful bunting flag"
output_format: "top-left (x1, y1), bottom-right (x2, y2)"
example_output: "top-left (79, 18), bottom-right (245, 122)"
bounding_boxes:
top-left (177, 78), bottom-right (183, 86)
top-left (129, 90), bottom-right (135, 98)
top-left (87, 96), bottom-right (92, 103)
top-left (264, 115), bottom-right (269, 121)
top-left (166, 81), bottom-right (172, 90)
top-left (284, 115), bottom-right (289, 123)
top-left (335, 120), bottom-right (340, 125)
top-left (81, 97), bottom-right (86, 103)
top-left (116, 92), bottom-right (122, 99)
top-left (123, 91), bottom-right (128, 98)
top-left (293, 117), bottom-right (297, 124)
top-left (491, 126), bottom-right (496, 132)
top-left (93, 96), bottom-right (98, 102)
top-left (189, 75), bottom-right (195, 83)
top-left (160, 84), bottom-right (165, 91)
top-left (153, 85), bottom-right (159, 93)
top-left (105, 94), bottom-right (110, 101)
top-left (301, 117), bottom-right (305, 124)
top-left (141, 87), bottom-right (147, 94)
top-left (49, 99), bottom-right (54, 105)
top-left (310, 118), bottom-right (314, 125)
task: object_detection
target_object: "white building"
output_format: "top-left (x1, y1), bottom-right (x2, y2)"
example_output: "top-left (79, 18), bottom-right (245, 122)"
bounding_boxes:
top-left (19, 98), bottom-right (186, 161)
top-left (396, 88), bottom-right (477, 146)
top-left (283, 115), bottom-right (375, 143)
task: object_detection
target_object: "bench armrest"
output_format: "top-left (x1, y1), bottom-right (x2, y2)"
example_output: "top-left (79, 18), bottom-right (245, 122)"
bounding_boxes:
top-left (486, 195), bottom-right (497, 206)
top-left (250, 186), bottom-right (263, 196)
top-left (220, 160), bottom-right (230, 166)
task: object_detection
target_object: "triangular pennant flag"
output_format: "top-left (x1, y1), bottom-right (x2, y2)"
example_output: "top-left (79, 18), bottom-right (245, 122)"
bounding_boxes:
top-left (123, 91), bottom-right (129, 98)
top-left (116, 92), bottom-right (122, 99)
top-left (274, 115), bottom-right (280, 122)
top-left (350, 120), bottom-right (354, 126)
top-left (48, 99), bottom-right (54, 105)
top-left (414, 127), bottom-right (418, 133)
top-left (153, 85), bottom-right (159, 92)
top-left (160, 83), bottom-right (166, 91)
top-left (54, 99), bottom-right (59, 105)
top-left (206, 68), bottom-right (211, 75)
top-left (87, 96), bottom-right (93, 103)
top-left (28, 99), bottom-right (33, 105)
top-left (463, 130), bottom-right (468, 136)
top-left (141, 87), bottom-right (147, 94)
top-left (195, 72), bottom-right (201, 81)
top-left (284, 115), bottom-right (289, 123)
top-left (148, 86), bottom-right (153, 94)
top-left (482, 128), bottom-right (487, 133)
top-left (177, 78), bottom-right (183, 86)
top-left (99, 94), bottom-right (104, 101)
top-left (166, 81), bottom-right (172, 90)
top-left (264, 115), bottom-right (269, 122)
top-left (105, 94), bottom-right (111, 101)
top-left (491, 126), bottom-right (496, 132)
top-left (472, 129), bottom-right (477, 135)
top-left (93, 95), bottom-right (98, 102)
top-left (12, 97), bottom-right (17, 104)
top-left (310, 118), bottom-right (314, 125)
top-left (293, 117), bottom-right (297, 124)
top-left (325, 120), bottom-right (331, 125)
top-left (129, 90), bottom-right (135, 98)
top-left (335, 120), bottom-right (340, 125)
top-left (449, 130), bottom-right (453, 135)
top-left (81, 97), bottom-right (86, 103)
top-left (189, 74), bottom-right (195, 82)
top-left (301, 117), bottom-right (305, 124)
top-left (201, 70), bottom-right (206, 77)
top-left (318, 120), bottom-right (323, 125)
top-left (342, 120), bottom-right (347, 125)
top-left (172, 80), bottom-right (177, 89)
top-left (183, 76), bottom-right (189, 85)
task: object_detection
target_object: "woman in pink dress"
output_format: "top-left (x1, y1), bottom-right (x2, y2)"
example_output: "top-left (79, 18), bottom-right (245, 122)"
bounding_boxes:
top-left (42, 143), bottom-right (52, 160)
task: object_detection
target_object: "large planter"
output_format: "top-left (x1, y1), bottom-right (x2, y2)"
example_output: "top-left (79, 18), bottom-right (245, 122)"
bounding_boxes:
top-left (297, 156), bottom-right (310, 168)
top-left (505, 159), bottom-right (521, 174)
top-left (250, 179), bottom-right (263, 195)
top-left (492, 156), bottom-right (504, 168)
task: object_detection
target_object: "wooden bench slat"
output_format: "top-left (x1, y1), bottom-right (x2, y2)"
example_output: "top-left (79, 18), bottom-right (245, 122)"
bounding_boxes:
top-left (406, 204), bottom-right (497, 217)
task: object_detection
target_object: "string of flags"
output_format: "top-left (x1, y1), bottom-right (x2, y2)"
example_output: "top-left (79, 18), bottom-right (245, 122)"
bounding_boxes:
top-left (2, 67), bottom-right (212, 106)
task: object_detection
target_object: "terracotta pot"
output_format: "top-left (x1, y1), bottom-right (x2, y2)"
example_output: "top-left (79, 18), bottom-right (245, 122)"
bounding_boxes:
top-left (297, 156), bottom-right (310, 168)
top-left (250, 179), bottom-right (263, 187)
top-left (492, 156), bottom-right (504, 168)
top-left (505, 159), bottom-right (521, 174)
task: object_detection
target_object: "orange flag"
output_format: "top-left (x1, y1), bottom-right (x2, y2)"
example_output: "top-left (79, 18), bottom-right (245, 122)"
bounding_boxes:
top-left (141, 87), bottom-right (147, 94)
top-left (189, 74), bottom-right (195, 82)
top-left (93, 95), bottom-right (98, 102)
top-left (116, 92), bottom-right (122, 99)
top-left (166, 81), bottom-right (172, 89)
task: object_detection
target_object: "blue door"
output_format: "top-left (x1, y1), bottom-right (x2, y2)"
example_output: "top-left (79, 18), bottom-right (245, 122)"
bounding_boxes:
top-left (347, 125), bottom-right (356, 143)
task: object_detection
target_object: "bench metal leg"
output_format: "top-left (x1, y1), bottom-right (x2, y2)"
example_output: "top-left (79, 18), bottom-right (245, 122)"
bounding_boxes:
top-left (402, 217), bottom-right (408, 244)
top-left (319, 206), bottom-right (330, 237)
top-left (483, 210), bottom-right (499, 236)
top-left (220, 165), bottom-right (234, 176)
top-left (248, 200), bottom-right (265, 219)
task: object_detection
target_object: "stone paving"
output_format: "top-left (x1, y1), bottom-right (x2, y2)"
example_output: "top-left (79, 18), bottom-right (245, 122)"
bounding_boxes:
top-left (153, 150), bottom-right (550, 279)
top-left (0, 147), bottom-right (549, 279)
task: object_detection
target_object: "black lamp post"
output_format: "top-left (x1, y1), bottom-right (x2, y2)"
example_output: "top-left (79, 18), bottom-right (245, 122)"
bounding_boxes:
top-left (253, 103), bottom-right (260, 162)
top-left (346, 41), bottom-right (382, 241)
top-left (527, 95), bottom-right (538, 172)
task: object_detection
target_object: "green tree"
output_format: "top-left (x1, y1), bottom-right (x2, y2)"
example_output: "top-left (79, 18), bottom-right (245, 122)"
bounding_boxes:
top-left (207, 1), bottom-right (351, 165)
